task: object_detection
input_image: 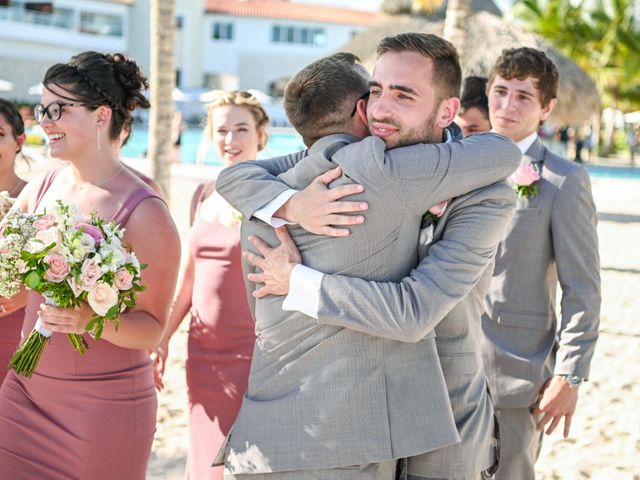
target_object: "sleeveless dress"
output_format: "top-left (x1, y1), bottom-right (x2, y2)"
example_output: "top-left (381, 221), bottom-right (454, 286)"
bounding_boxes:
top-left (0, 169), bottom-right (162, 480)
top-left (0, 309), bottom-right (23, 384)
top-left (185, 185), bottom-right (255, 480)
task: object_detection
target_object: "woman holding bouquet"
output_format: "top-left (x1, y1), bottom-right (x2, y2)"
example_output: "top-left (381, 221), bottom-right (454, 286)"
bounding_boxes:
top-left (0, 98), bottom-right (28, 383)
top-left (0, 52), bottom-right (181, 479)
top-left (152, 90), bottom-right (268, 480)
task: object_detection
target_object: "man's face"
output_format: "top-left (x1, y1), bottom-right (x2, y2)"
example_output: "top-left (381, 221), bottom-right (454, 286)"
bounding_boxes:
top-left (488, 74), bottom-right (555, 142)
top-left (367, 51), bottom-right (444, 148)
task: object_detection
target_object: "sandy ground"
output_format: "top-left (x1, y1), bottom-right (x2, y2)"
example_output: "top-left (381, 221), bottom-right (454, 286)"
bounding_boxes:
top-left (22, 151), bottom-right (638, 479)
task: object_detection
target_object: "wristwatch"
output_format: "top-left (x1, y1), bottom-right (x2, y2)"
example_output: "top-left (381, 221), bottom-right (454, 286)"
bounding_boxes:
top-left (562, 375), bottom-right (585, 389)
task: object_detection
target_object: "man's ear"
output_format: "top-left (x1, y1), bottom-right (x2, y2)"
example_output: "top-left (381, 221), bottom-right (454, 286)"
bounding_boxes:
top-left (435, 97), bottom-right (461, 129)
top-left (356, 97), bottom-right (368, 126)
top-left (540, 97), bottom-right (557, 122)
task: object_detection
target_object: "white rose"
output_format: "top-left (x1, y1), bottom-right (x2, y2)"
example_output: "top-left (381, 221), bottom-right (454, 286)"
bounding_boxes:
top-left (87, 282), bottom-right (119, 317)
top-left (79, 233), bottom-right (96, 253)
top-left (25, 238), bottom-right (45, 254)
top-left (35, 227), bottom-right (62, 253)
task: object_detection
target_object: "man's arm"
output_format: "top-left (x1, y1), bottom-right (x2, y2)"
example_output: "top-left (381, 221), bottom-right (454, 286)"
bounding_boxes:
top-left (245, 182), bottom-right (517, 341)
top-left (314, 182), bottom-right (516, 341)
top-left (216, 150), bottom-right (308, 219)
top-left (533, 165), bottom-right (600, 438)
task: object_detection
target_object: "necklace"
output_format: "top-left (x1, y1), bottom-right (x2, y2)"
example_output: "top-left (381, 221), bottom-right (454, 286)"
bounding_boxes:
top-left (78, 164), bottom-right (125, 191)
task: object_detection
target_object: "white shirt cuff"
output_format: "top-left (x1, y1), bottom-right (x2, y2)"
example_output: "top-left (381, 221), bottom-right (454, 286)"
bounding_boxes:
top-left (253, 190), bottom-right (297, 227)
top-left (282, 264), bottom-right (324, 319)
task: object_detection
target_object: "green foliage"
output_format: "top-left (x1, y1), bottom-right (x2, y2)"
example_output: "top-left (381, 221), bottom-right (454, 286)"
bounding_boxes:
top-left (514, 0), bottom-right (640, 110)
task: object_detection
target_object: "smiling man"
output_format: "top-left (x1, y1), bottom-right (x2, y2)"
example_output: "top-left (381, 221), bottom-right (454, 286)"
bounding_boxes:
top-left (481, 47), bottom-right (601, 480)
top-left (215, 35), bottom-right (521, 480)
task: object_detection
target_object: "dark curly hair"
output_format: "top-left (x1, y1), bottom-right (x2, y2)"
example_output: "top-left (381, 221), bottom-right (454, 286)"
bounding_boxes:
top-left (0, 98), bottom-right (25, 150)
top-left (42, 51), bottom-right (150, 141)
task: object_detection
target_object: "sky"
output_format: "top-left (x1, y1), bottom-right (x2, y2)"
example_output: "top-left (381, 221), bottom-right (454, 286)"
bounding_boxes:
top-left (291, 0), bottom-right (513, 14)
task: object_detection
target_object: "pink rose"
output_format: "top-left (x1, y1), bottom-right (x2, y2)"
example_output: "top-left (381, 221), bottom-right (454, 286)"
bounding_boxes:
top-left (510, 163), bottom-right (540, 186)
top-left (87, 282), bottom-right (119, 316)
top-left (80, 258), bottom-right (102, 289)
top-left (43, 253), bottom-right (69, 283)
top-left (114, 268), bottom-right (133, 290)
top-left (35, 227), bottom-right (62, 252)
top-left (33, 214), bottom-right (56, 231)
top-left (76, 222), bottom-right (103, 245)
top-left (428, 200), bottom-right (449, 218)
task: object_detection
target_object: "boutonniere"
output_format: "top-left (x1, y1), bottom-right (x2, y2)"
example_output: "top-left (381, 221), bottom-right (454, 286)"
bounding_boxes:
top-left (420, 200), bottom-right (449, 247)
top-left (510, 162), bottom-right (541, 198)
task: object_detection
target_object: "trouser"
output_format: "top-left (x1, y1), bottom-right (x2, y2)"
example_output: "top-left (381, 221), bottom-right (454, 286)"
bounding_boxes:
top-left (492, 407), bottom-right (543, 480)
top-left (224, 460), bottom-right (397, 480)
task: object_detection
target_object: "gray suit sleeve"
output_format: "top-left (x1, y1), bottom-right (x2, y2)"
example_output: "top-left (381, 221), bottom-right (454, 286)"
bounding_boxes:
top-left (316, 182), bottom-right (517, 342)
top-left (216, 150), bottom-right (308, 218)
top-left (336, 132), bottom-right (521, 215)
top-left (550, 166), bottom-right (600, 378)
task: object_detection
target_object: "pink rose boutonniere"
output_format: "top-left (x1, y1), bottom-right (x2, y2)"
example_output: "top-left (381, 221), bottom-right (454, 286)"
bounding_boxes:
top-left (421, 200), bottom-right (449, 227)
top-left (510, 162), bottom-right (541, 198)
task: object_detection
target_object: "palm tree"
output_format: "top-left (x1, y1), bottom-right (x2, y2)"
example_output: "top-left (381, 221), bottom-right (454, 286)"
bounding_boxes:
top-left (148, 0), bottom-right (176, 200)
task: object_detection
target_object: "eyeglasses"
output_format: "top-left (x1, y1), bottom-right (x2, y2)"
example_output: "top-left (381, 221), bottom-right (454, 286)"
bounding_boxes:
top-left (34, 102), bottom-right (88, 123)
top-left (351, 91), bottom-right (370, 117)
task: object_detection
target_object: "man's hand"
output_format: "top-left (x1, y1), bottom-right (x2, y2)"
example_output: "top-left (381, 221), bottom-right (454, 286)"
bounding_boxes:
top-left (532, 375), bottom-right (579, 438)
top-left (244, 226), bottom-right (302, 298)
top-left (276, 166), bottom-right (368, 237)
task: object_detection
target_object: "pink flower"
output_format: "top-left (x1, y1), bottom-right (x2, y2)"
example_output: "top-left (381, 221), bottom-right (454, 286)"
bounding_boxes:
top-left (80, 258), bottom-right (103, 289)
top-left (510, 163), bottom-right (540, 186)
top-left (76, 222), bottom-right (103, 245)
top-left (33, 215), bottom-right (56, 231)
top-left (35, 227), bottom-right (62, 252)
top-left (43, 254), bottom-right (69, 283)
top-left (67, 276), bottom-right (83, 297)
top-left (87, 282), bottom-right (119, 316)
top-left (114, 268), bottom-right (133, 290)
top-left (428, 200), bottom-right (449, 218)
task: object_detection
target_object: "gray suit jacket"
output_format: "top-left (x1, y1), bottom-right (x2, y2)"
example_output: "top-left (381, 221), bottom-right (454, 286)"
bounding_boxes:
top-left (216, 132), bottom-right (520, 474)
top-left (481, 138), bottom-right (601, 409)
top-left (314, 183), bottom-right (516, 478)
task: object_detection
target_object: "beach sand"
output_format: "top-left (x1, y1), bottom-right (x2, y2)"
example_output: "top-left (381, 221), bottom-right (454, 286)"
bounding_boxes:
top-left (22, 152), bottom-right (638, 479)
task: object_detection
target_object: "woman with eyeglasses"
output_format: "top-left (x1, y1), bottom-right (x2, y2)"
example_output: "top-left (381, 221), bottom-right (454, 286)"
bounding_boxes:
top-left (0, 52), bottom-right (181, 479)
top-left (0, 99), bottom-right (29, 384)
top-left (151, 90), bottom-right (268, 480)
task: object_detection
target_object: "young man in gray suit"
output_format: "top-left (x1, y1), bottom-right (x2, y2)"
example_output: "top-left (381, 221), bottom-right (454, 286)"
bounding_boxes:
top-left (217, 36), bottom-right (520, 479)
top-left (480, 47), bottom-right (601, 480)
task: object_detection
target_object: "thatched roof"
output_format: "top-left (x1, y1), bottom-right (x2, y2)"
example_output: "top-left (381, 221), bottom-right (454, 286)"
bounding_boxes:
top-left (341, 11), bottom-right (600, 124)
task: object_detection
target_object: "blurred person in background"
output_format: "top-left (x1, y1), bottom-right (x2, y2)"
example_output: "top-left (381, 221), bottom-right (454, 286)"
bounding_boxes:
top-left (0, 98), bottom-right (29, 384)
top-left (456, 76), bottom-right (491, 137)
top-left (152, 90), bottom-right (268, 480)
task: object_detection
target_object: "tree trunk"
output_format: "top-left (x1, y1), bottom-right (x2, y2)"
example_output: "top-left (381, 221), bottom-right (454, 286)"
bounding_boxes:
top-left (148, 0), bottom-right (176, 201)
top-left (442, 0), bottom-right (472, 51)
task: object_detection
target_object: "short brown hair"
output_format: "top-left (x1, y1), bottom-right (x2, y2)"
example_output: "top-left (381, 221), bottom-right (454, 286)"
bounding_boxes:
top-left (376, 33), bottom-right (461, 101)
top-left (488, 47), bottom-right (558, 107)
top-left (284, 52), bottom-right (369, 146)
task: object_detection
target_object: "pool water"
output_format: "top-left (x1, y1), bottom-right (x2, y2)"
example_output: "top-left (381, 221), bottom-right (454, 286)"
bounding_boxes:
top-left (121, 127), bottom-right (306, 165)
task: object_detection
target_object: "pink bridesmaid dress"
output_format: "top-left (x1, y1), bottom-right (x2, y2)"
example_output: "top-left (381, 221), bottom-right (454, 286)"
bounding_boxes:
top-left (0, 308), bottom-right (24, 383)
top-left (184, 188), bottom-right (255, 480)
top-left (0, 169), bottom-right (161, 479)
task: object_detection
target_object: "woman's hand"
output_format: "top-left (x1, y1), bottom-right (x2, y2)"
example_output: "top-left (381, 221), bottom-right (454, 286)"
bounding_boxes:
top-left (150, 338), bottom-right (169, 391)
top-left (37, 301), bottom-right (95, 335)
top-left (0, 287), bottom-right (28, 317)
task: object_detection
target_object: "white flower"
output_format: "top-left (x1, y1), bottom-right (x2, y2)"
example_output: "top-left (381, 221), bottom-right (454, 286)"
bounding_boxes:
top-left (87, 282), bottom-right (119, 316)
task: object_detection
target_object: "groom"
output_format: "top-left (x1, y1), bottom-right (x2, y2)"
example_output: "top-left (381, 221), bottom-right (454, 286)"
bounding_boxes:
top-left (217, 35), bottom-right (520, 479)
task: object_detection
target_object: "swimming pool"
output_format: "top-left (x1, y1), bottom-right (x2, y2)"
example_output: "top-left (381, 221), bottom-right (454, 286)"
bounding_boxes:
top-left (121, 127), bottom-right (306, 166)
top-left (584, 164), bottom-right (640, 180)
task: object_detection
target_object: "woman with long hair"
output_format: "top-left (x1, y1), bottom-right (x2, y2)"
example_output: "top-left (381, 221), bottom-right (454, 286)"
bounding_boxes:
top-left (0, 51), bottom-right (181, 479)
top-left (153, 90), bottom-right (268, 480)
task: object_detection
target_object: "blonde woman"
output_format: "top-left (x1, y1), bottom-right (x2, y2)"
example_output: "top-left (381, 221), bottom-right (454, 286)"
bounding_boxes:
top-left (153, 90), bottom-right (268, 480)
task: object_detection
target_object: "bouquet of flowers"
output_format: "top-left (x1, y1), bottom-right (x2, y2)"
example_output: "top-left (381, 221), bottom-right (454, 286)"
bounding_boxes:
top-left (0, 200), bottom-right (145, 377)
top-left (0, 191), bottom-right (15, 220)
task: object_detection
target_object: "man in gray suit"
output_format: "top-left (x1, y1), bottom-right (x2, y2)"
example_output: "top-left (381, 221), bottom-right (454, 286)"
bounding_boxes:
top-left (480, 47), bottom-right (601, 479)
top-left (217, 35), bottom-right (520, 479)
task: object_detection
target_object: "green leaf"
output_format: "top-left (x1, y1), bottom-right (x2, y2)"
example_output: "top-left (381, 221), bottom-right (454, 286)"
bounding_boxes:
top-left (24, 271), bottom-right (41, 289)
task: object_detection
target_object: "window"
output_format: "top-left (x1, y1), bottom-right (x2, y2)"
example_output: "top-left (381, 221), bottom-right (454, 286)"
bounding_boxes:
top-left (271, 25), bottom-right (326, 46)
top-left (79, 11), bottom-right (123, 37)
top-left (212, 22), bottom-right (233, 40)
